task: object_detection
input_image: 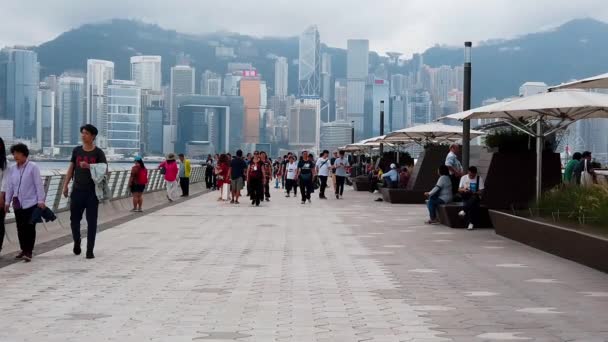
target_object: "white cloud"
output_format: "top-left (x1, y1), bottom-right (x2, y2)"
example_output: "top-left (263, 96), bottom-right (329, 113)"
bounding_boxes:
top-left (0, 0), bottom-right (607, 55)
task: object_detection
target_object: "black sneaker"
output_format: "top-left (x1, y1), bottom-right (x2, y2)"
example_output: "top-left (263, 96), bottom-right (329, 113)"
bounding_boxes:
top-left (265, 198), bottom-right (270, 202)
top-left (285, 194), bottom-right (290, 198)
top-left (301, 201), bottom-right (305, 204)
top-left (308, 199), bottom-right (312, 204)
top-left (336, 194), bottom-right (339, 199)
top-left (230, 200), bottom-right (235, 204)
top-left (86, 251), bottom-right (95, 259)
top-left (15, 251), bottom-right (24, 259)
top-left (73, 239), bottom-right (82, 256)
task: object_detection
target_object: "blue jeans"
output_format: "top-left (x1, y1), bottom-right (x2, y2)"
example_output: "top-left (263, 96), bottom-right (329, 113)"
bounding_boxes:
top-left (427, 197), bottom-right (445, 220)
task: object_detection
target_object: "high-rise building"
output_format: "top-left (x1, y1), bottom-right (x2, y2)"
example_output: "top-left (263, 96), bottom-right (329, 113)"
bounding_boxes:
top-left (105, 80), bottom-right (141, 155)
top-left (36, 84), bottom-right (55, 149)
top-left (320, 121), bottom-right (351, 153)
top-left (335, 80), bottom-right (347, 121)
top-left (144, 107), bottom-right (164, 155)
top-left (86, 59), bottom-right (114, 142)
top-left (298, 26), bottom-right (321, 97)
top-left (57, 75), bottom-right (85, 145)
top-left (288, 99), bottom-right (320, 149)
top-left (519, 82), bottom-right (548, 97)
top-left (269, 95), bottom-right (294, 118)
top-left (170, 65), bottom-right (195, 125)
top-left (390, 74), bottom-right (406, 97)
top-left (240, 72), bottom-right (261, 143)
top-left (0, 48), bottom-right (40, 139)
top-left (223, 73), bottom-right (241, 96)
top-left (390, 95), bottom-right (407, 131)
top-left (130, 56), bottom-right (162, 92)
top-left (371, 79), bottom-right (390, 137)
top-left (408, 90), bottom-right (433, 126)
top-left (274, 57), bottom-right (288, 97)
top-left (259, 81), bottom-right (268, 142)
top-left (201, 70), bottom-right (221, 96)
top-left (346, 39), bottom-right (369, 139)
top-left (321, 53), bottom-right (335, 122)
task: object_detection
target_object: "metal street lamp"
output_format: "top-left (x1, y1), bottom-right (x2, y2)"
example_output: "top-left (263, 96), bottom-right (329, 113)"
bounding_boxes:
top-left (462, 41), bottom-right (472, 170)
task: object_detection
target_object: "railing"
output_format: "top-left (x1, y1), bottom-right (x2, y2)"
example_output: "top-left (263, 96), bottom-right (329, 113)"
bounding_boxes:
top-left (37, 165), bottom-right (206, 214)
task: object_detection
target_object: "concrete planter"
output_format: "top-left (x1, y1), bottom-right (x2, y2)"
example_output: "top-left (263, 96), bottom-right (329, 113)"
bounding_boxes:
top-left (490, 210), bottom-right (608, 273)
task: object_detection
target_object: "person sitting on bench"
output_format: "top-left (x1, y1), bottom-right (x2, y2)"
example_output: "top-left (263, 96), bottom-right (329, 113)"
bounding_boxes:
top-left (424, 165), bottom-right (453, 225)
top-left (458, 166), bottom-right (485, 230)
top-left (382, 163), bottom-right (399, 188)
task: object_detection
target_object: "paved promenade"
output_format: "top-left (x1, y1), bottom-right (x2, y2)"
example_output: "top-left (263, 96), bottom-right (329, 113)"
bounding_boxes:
top-left (0, 187), bottom-right (607, 341)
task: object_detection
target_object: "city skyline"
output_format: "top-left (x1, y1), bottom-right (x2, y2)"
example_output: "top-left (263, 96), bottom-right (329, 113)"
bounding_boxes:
top-left (1, 1), bottom-right (607, 56)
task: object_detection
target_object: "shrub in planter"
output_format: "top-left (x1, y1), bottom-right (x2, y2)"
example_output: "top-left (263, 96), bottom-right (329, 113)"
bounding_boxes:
top-left (537, 184), bottom-right (608, 231)
top-left (484, 127), bottom-right (557, 153)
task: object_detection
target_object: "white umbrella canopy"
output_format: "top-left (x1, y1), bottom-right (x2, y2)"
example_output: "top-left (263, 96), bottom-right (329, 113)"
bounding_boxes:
top-left (549, 72), bottom-right (608, 91)
top-left (456, 90), bottom-right (608, 122)
top-left (385, 122), bottom-right (485, 143)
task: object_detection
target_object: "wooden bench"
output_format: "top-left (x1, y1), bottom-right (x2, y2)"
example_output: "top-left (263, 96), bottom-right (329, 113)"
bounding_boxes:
top-left (438, 202), bottom-right (493, 229)
top-left (380, 188), bottom-right (426, 204)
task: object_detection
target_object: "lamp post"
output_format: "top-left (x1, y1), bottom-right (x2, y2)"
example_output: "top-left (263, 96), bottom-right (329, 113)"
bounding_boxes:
top-left (379, 100), bottom-right (385, 155)
top-left (351, 120), bottom-right (355, 144)
top-left (462, 41), bottom-right (472, 170)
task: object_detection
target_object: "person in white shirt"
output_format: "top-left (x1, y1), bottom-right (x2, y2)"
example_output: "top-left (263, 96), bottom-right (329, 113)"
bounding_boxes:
top-left (284, 155), bottom-right (298, 198)
top-left (315, 150), bottom-right (331, 199)
top-left (333, 150), bottom-right (350, 199)
top-left (458, 166), bottom-right (485, 230)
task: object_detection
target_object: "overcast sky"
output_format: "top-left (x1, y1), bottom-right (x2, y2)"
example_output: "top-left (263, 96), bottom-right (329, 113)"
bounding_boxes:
top-left (1, 0), bottom-right (608, 56)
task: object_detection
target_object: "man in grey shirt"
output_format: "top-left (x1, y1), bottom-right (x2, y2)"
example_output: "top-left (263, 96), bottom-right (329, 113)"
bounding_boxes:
top-left (333, 150), bottom-right (349, 199)
top-left (425, 165), bottom-right (453, 224)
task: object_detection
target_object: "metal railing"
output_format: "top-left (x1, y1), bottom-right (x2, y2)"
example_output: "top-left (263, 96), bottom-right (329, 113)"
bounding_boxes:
top-left (36, 165), bottom-right (207, 215)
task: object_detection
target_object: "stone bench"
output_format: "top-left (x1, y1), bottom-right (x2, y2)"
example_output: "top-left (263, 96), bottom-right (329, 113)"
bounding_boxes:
top-left (352, 176), bottom-right (371, 192)
top-left (380, 188), bottom-right (426, 204)
top-left (438, 202), bottom-right (493, 229)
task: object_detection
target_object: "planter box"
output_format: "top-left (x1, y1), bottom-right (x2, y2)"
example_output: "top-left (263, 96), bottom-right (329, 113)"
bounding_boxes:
top-left (380, 188), bottom-right (426, 204)
top-left (490, 210), bottom-right (608, 273)
top-left (352, 176), bottom-right (371, 192)
top-left (438, 203), bottom-right (493, 229)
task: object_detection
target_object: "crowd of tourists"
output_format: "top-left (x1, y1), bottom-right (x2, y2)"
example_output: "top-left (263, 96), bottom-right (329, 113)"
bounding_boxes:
top-left (201, 149), bottom-right (351, 206)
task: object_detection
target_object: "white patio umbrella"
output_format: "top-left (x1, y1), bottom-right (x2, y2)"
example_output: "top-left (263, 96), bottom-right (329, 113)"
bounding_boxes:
top-left (549, 72), bottom-right (608, 91)
top-left (441, 90), bottom-right (608, 200)
top-left (384, 122), bottom-right (485, 144)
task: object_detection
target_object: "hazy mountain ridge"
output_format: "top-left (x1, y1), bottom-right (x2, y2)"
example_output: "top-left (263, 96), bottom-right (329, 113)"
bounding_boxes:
top-left (34, 18), bottom-right (608, 105)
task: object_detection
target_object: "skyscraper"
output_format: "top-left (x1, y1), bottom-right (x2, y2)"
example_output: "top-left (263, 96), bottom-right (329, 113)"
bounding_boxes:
top-left (86, 59), bottom-right (114, 140)
top-left (130, 56), bottom-right (162, 92)
top-left (240, 72), bottom-right (261, 143)
top-left (346, 39), bottom-right (369, 139)
top-left (105, 80), bottom-right (141, 155)
top-left (298, 26), bottom-right (321, 97)
top-left (321, 53), bottom-right (335, 122)
top-left (201, 70), bottom-right (221, 96)
top-left (370, 79), bottom-right (390, 137)
top-left (170, 65), bottom-right (195, 125)
top-left (0, 48), bottom-right (40, 139)
top-left (274, 57), bottom-right (288, 97)
top-left (36, 84), bottom-right (55, 149)
top-left (334, 80), bottom-right (347, 121)
top-left (288, 99), bottom-right (320, 148)
top-left (57, 75), bottom-right (85, 145)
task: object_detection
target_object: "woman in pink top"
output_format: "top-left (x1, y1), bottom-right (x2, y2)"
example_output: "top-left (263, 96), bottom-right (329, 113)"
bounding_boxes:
top-left (159, 153), bottom-right (180, 201)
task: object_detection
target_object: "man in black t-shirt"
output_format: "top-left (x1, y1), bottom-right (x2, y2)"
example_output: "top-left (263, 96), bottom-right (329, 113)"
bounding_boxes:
top-left (229, 150), bottom-right (247, 204)
top-left (62, 124), bottom-right (107, 259)
top-left (296, 150), bottom-right (316, 204)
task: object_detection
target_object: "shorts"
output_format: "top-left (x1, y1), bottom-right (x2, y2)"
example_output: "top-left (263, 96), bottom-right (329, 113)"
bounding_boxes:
top-left (231, 178), bottom-right (244, 191)
top-left (131, 184), bottom-right (146, 193)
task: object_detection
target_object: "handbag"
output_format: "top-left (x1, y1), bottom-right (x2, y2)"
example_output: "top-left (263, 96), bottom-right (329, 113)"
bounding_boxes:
top-left (581, 160), bottom-right (594, 187)
top-left (221, 183), bottom-right (230, 200)
top-left (160, 166), bottom-right (166, 175)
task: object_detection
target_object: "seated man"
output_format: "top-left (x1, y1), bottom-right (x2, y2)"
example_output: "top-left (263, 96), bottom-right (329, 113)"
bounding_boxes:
top-left (382, 163), bottom-right (399, 188)
top-left (398, 167), bottom-right (410, 189)
top-left (458, 166), bottom-right (485, 230)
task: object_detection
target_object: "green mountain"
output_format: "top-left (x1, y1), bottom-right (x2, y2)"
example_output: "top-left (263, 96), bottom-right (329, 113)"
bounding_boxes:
top-left (34, 18), bottom-right (608, 106)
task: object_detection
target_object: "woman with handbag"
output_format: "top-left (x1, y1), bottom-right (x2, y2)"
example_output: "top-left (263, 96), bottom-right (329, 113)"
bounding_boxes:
top-left (247, 154), bottom-right (265, 206)
top-left (4, 143), bottom-right (46, 262)
top-left (216, 154), bottom-right (230, 201)
top-left (159, 153), bottom-right (179, 202)
top-left (424, 165), bottom-right (453, 225)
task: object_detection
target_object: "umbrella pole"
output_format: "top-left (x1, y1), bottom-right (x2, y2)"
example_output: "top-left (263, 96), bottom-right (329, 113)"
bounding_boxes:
top-left (535, 119), bottom-right (544, 202)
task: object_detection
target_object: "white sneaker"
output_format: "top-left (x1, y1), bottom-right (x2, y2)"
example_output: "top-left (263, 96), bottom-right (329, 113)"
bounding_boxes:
top-left (467, 223), bottom-right (474, 230)
top-left (458, 210), bottom-right (466, 217)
